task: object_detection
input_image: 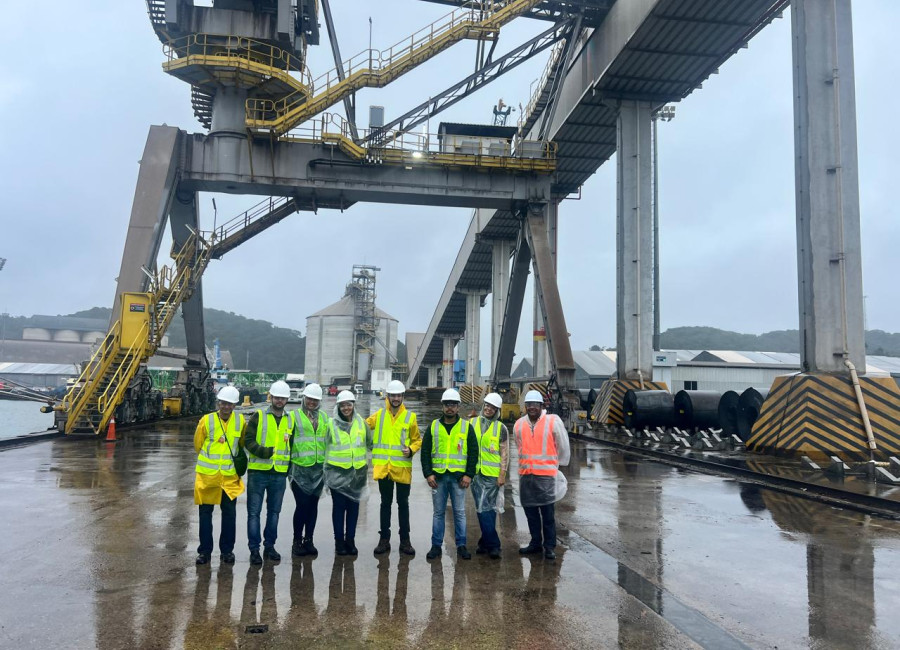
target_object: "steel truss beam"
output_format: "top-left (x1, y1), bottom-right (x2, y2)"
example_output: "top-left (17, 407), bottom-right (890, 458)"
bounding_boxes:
top-left (320, 0), bottom-right (358, 140)
top-left (358, 19), bottom-right (573, 145)
top-left (491, 227), bottom-right (531, 382)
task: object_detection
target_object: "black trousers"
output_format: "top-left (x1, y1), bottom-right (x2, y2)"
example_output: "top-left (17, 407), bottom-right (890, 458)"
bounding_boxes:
top-left (523, 503), bottom-right (556, 549)
top-left (198, 491), bottom-right (236, 555)
top-left (291, 480), bottom-right (320, 541)
top-left (332, 490), bottom-right (361, 541)
top-left (378, 477), bottom-right (410, 540)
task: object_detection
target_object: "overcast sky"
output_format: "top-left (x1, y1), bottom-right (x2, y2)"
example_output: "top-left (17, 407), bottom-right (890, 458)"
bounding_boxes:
top-left (1, 1), bottom-right (897, 372)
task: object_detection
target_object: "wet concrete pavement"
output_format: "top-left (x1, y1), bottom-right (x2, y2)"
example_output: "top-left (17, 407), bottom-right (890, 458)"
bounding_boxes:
top-left (3, 407), bottom-right (900, 649)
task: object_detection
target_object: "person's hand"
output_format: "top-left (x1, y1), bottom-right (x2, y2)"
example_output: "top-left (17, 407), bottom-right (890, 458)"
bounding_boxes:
top-left (426, 474), bottom-right (437, 489)
top-left (402, 445), bottom-right (411, 458)
top-left (459, 475), bottom-right (471, 489)
top-left (497, 475), bottom-right (506, 487)
top-left (261, 446), bottom-right (274, 459)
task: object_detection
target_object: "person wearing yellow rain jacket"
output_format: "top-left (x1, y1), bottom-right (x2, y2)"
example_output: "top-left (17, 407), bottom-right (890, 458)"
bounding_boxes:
top-left (193, 386), bottom-right (245, 565)
top-left (365, 380), bottom-right (421, 556)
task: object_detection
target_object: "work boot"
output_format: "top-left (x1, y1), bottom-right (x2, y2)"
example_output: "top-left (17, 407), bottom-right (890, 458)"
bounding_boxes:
top-left (544, 548), bottom-right (556, 560)
top-left (263, 546), bottom-right (281, 562)
top-left (195, 553), bottom-right (211, 565)
top-left (249, 549), bottom-right (263, 565)
top-left (345, 538), bottom-right (358, 556)
top-left (457, 545), bottom-right (472, 560)
top-left (292, 539), bottom-right (307, 557)
top-left (336, 539), bottom-right (348, 556)
top-left (221, 552), bottom-right (236, 564)
top-left (488, 548), bottom-right (501, 560)
top-left (475, 543), bottom-right (487, 555)
top-left (426, 545), bottom-right (442, 560)
top-left (518, 543), bottom-right (542, 555)
top-left (374, 538), bottom-right (391, 556)
top-left (399, 537), bottom-right (416, 556)
top-left (303, 538), bottom-right (318, 557)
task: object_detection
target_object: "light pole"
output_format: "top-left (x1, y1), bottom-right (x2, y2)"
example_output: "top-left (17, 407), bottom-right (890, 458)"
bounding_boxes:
top-left (652, 106), bottom-right (675, 352)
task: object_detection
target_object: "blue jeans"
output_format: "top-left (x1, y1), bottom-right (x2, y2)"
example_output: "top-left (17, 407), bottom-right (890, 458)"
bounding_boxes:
top-left (431, 473), bottom-right (467, 547)
top-left (246, 471), bottom-right (287, 551)
top-left (476, 510), bottom-right (501, 551)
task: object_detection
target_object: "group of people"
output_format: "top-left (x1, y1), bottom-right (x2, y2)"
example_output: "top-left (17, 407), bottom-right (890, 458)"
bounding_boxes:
top-left (193, 378), bottom-right (569, 567)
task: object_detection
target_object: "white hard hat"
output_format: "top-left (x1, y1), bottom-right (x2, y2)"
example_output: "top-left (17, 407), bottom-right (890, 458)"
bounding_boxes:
top-left (269, 380), bottom-right (291, 398)
top-left (386, 380), bottom-right (406, 395)
top-left (216, 386), bottom-right (240, 404)
top-left (441, 388), bottom-right (461, 403)
top-left (484, 392), bottom-right (503, 409)
top-left (303, 383), bottom-right (324, 400)
top-left (523, 390), bottom-right (544, 404)
top-left (336, 390), bottom-right (356, 404)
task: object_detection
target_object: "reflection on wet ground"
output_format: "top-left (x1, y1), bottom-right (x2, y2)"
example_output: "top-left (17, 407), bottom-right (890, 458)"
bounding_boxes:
top-left (2, 401), bottom-right (900, 648)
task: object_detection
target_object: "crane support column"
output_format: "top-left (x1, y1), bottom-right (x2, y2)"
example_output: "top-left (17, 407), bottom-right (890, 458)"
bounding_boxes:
top-left (532, 200), bottom-right (558, 378)
top-left (427, 365), bottom-right (440, 388)
top-left (616, 100), bottom-right (654, 382)
top-left (111, 126), bottom-right (182, 324)
top-left (491, 231), bottom-right (530, 382)
top-left (442, 337), bottom-right (457, 388)
top-left (592, 102), bottom-right (669, 425)
top-left (748, 0), bottom-right (900, 459)
top-left (463, 291), bottom-right (484, 386)
top-left (523, 202), bottom-right (575, 392)
top-left (169, 189), bottom-right (207, 368)
top-left (489, 239), bottom-right (512, 375)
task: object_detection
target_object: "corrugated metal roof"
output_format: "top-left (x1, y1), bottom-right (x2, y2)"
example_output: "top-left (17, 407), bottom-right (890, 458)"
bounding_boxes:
top-left (572, 350), bottom-right (617, 376)
top-left (0, 362), bottom-right (80, 375)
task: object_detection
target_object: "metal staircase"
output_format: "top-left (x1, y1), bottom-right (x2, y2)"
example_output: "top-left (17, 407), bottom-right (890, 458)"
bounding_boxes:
top-left (146, 0), bottom-right (170, 43)
top-left (246, 0), bottom-right (543, 135)
top-left (191, 86), bottom-right (214, 130)
top-left (61, 233), bottom-right (214, 434)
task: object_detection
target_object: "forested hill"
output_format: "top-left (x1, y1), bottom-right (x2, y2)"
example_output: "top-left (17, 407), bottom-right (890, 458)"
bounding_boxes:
top-left (658, 326), bottom-right (900, 357)
top-left (68, 307), bottom-right (305, 373)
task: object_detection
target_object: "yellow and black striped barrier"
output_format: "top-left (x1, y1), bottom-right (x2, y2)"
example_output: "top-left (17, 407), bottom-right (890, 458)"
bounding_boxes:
top-left (748, 373), bottom-right (900, 460)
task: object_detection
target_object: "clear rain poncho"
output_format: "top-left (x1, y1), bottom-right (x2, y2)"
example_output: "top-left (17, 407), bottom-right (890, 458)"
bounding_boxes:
top-left (517, 412), bottom-right (571, 508)
top-left (470, 413), bottom-right (510, 514)
top-left (289, 407), bottom-right (328, 498)
top-left (323, 404), bottom-right (373, 503)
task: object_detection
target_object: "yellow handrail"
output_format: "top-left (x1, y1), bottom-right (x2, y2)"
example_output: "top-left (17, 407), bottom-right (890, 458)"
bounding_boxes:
top-left (247, 0), bottom-right (541, 134)
top-left (96, 321), bottom-right (150, 427)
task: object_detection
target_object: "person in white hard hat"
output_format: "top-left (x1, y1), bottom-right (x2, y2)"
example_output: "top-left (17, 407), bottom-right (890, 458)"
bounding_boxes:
top-left (470, 392), bottom-right (510, 559)
top-left (421, 388), bottom-right (478, 560)
top-left (193, 385), bottom-right (245, 565)
top-left (514, 390), bottom-right (570, 560)
top-left (325, 390), bottom-right (373, 556)
top-left (240, 380), bottom-right (295, 565)
top-left (365, 380), bottom-right (421, 556)
top-left (288, 382), bottom-right (332, 558)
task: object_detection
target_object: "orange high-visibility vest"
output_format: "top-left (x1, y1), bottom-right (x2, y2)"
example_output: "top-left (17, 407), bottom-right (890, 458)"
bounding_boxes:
top-left (514, 414), bottom-right (558, 476)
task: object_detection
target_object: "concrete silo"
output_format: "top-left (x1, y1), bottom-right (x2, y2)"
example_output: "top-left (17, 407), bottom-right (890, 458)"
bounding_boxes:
top-left (305, 270), bottom-right (398, 388)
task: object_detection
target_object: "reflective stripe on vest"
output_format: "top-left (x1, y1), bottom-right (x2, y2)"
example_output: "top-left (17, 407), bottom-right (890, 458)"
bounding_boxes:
top-left (514, 414), bottom-right (558, 476)
top-left (247, 410), bottom-right (293, 472)
top-left (372, 409), bottom-right (413, 467)
top-left (196, 412), bottom-right (244, 475)
top-left (290, 409), bottom-right (329, 467)
top-left (325, 415), bottom-right (367, 469)
top-left (431, 418), bottom-right (468, 474)
top-left (473, 417), bottom-right (502, 477)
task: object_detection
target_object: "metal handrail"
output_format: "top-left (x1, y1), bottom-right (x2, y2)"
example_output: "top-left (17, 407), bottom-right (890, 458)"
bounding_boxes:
top-left (518, 39), bottom-right (565, 133)
top-left (62, 322), bottom-right (121, 429)
top-left (204, 196), bottom-right (294, 244)
top-left (96, 321), bottom-right (149, 422)
top-left (247, 0), bottom-right (541, 133)
top-left (289, 112), bottom-right (556, 161)
top-left (164, 33), bottom-right (312, 88)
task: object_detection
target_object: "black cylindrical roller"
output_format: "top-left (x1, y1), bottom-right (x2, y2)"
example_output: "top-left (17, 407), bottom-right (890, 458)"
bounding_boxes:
top-left (736, 387), bottom-right (769, 441)
top-left (577, 389), bottom-right (592, 410)
top-left (717, 391), bottom-right (741, 436)
top-left (674, 390), bottom-right (723, 430)
top-left (623, 389), bottom-right (675, 429)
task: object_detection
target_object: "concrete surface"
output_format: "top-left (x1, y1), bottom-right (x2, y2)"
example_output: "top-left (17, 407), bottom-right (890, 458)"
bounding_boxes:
top-left (2, 414), bottom-right (900, 649)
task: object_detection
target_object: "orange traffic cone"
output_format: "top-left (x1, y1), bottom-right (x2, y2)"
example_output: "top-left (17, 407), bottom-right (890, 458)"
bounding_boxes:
top-left (105, 416), bottom-right (117, 442)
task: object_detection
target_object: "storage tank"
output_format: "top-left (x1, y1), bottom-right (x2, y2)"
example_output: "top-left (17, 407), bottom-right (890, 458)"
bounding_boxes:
top-left (305, 295), bottom-right (398, 386)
